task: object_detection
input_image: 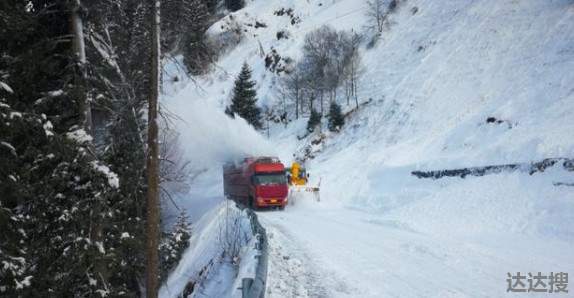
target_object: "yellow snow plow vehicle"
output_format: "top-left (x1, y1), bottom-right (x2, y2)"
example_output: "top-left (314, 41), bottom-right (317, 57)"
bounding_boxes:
top-left (287, 162), bottom-right (307, 186)
top-left (286, 162), bottom-right (320, 202)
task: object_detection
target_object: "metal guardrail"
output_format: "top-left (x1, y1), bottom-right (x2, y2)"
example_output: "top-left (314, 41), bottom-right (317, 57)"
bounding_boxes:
top-left (242, 209), bottom-right (269, 298)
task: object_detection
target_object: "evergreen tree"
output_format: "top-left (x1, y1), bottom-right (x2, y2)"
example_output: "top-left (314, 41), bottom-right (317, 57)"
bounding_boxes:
top-left (160, 211), bottom-right (191, 281)
top-left (0, 1), bottom-right (154, 295)
top-left (229, 63), bottom-right (263, 129)
top-left (225, 0), bottom-right (245, 11)
top-left (202, 0), bottom-right (219, 14)
top-left (86, 1), bottom-right (150, 293)
top-left (307, 108), bottom-right (322, 133)
top-left (162, 0), bottom-right (211, 54)
top-left (0, 0), bottom-right (210, 295)
top-left (225, 106), bottom-right (235, 118)
top-left (328, 101), bottom-right (345, 132)
top-left (0, 1), bottom-right (128, 295)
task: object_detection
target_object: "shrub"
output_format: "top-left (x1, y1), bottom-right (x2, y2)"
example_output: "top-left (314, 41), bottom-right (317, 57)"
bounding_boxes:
top-left (307, 108), bottom-right (322, 133)
top-left (328, 102), bottom-right (345, 131)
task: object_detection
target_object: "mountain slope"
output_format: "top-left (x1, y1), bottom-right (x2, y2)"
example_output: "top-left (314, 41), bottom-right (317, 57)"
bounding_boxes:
top-left (162, 0), bottom-right (574, 297)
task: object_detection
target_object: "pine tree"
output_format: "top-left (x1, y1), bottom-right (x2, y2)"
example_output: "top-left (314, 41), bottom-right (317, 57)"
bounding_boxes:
top-left (328, 101), bottom-right (345, 132)
top-left (202, 0), bottom-right (219, 13)
top-left (0, 1), bottom-right (153, 296)
top-left (162, 0), bottom-right (211, 54)
top-left (229, 63), bottom-right (263, 129)
top-left (160, 211), bottom-right (191, 281)
top-left (225, 0), bottom-right (245, 11)
top-left (86, 1), bottom-right (149, 293)
top-left (0, 1), bottom-right (126, 295)
top-left (307, 108), bottom-right (322, 133)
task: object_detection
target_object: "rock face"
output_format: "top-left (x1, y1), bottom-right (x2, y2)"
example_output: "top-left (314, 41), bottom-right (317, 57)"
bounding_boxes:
top-left (412, 158), bottom-right (574, 179)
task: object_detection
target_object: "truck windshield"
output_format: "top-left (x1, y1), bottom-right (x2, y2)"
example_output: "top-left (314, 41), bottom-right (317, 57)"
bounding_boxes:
top-left (252, 173), bottom-right (286, 185)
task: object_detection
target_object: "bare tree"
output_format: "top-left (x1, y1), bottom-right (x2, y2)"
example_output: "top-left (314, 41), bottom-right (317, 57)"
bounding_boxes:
top-left (146, 0), bottom-right (161, 297)
top-left (219, 201), bottom-right (250, 260)
top-left (302, 25), bottom-right (336, 114)
top-left (159, 128), bottom-right (191, 204)
top-left (366, 0), bottom-right (386, 33)
top-left (283, 26), bottom-right (364, 118)
top-left (280, 69), bottom-right (305, 119)
top-left (343, 31), bottom-right (363, 109)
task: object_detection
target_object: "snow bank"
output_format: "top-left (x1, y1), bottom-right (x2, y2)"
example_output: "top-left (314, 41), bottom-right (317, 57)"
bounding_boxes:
top-left (160, 201), bottom-right (261, 298)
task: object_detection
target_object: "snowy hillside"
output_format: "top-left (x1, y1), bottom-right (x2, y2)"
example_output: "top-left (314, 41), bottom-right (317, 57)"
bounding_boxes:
top-left (162, 0), bottom-right (574, 297)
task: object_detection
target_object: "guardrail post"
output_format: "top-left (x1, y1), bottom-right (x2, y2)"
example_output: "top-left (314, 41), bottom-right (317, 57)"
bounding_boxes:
top-left (241, 278), bottom-right (253, 298)
top-left (243, 208), bottom-right (268, 298)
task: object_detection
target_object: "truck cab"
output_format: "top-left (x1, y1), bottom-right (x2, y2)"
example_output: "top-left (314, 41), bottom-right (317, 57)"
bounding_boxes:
top-left (223, 157), bottom-right (289, 209)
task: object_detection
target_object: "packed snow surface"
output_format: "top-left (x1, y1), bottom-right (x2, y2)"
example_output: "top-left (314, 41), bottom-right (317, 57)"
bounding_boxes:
top-left (161, 0), bottom-right (574, 297)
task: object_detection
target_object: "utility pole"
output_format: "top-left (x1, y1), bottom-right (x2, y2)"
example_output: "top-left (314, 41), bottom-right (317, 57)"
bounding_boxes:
top-left (146, 0), bottom-right (161, 297)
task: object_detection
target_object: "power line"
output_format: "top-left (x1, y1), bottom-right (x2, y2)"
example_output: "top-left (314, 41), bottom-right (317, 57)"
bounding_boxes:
top-left (300, 7), bottom-right (365, 31)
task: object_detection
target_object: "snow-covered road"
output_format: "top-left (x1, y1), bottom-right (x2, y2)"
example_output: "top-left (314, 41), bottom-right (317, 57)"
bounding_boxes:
top-left (259, 199), bottom-right (574, 298)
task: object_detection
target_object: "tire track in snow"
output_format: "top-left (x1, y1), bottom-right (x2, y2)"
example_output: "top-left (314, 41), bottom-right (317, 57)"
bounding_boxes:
top-left (263, 220), bottom-right (347, 298)
top-left (265, 224), bottom-right (329, 298)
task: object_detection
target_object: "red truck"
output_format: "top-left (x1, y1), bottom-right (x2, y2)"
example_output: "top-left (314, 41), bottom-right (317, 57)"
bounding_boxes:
top-left (223, 157), bottom-right (289, 210)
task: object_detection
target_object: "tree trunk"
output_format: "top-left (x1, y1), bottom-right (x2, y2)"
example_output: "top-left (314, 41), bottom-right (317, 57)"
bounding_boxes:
top-left (71, 0), bottom-right (93, 135)
top-left (354, 82), bottom-right (359, 110)
top-left (309, 93), bottom-right (314, 111)
top-left (295, 91), bottom-right (299, 119)
top-left (320, 92), bottom-right (324, 115)
top-left (346, 81), bottom-right (350, 105)
top-left (354, 76), bottom-right (359, 110)
top-left (72, 0), bottom-right (108, 286)
top-left (146, 0), bottom-right (161, 297)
